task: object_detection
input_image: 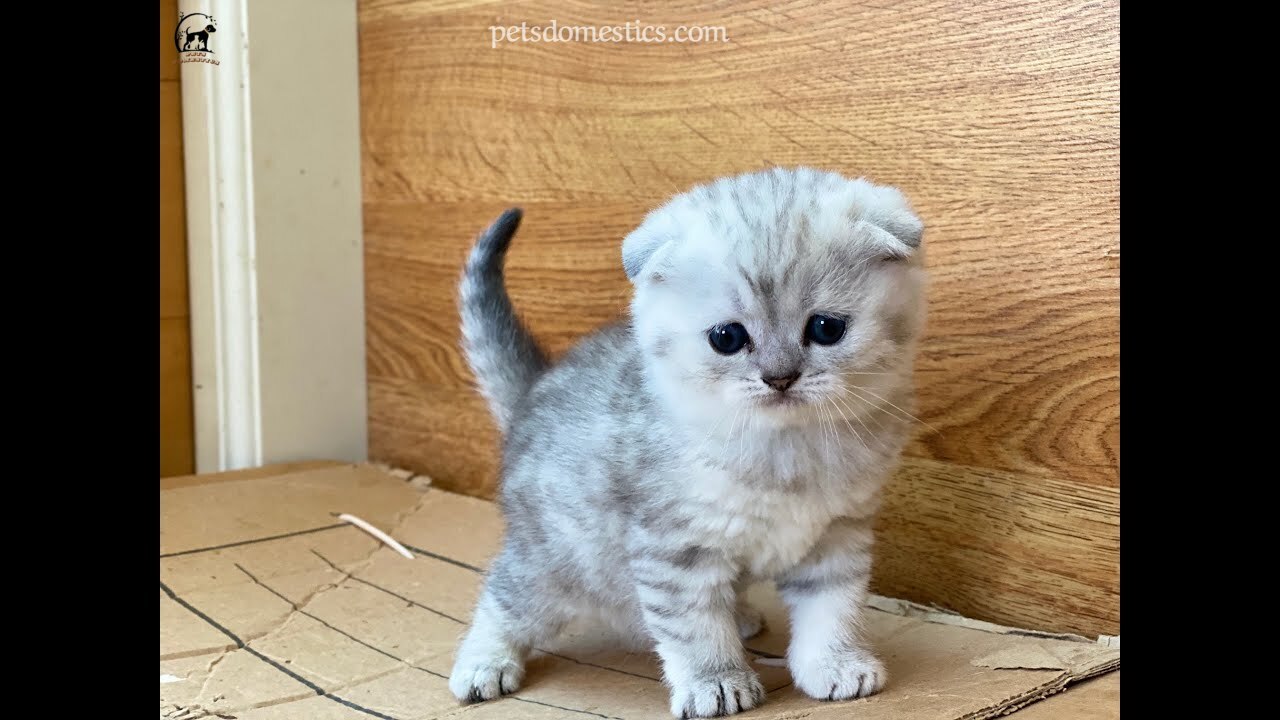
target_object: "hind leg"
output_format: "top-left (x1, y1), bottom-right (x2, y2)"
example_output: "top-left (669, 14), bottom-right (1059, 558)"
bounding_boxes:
top-left (449, 551), bottom-right (569, 702)
top-left (735, 597), bottom-right (766, 640)
top-left (733, 579), bottom-right (767, 640)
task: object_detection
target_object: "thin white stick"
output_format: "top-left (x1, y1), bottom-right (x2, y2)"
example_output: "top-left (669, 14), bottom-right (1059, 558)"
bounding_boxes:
top-left (336, 513), bottom-right (415, 560)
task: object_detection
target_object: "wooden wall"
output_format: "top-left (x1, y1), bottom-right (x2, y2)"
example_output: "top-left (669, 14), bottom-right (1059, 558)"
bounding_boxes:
top-left (161, 0), bottom-right (194, 477)
top-left (358, 0), bottom-right (1119, 637)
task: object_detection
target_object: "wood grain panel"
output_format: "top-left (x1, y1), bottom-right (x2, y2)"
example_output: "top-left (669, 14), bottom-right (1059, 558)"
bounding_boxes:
top-left (368, 376), bottom-right (499, 498)
top-left (875, 457), bottom-right (1119, 637)
top-left (160, 0), bottom-right (192, 477)
top-left (359, 0), bottom-right (1119, 635)
top-left (160, 0), bottom-right (178, 80)
top-left (160, 81), bottom-right (188, 320)
top-left (161, 316), bottom-right (195, 477)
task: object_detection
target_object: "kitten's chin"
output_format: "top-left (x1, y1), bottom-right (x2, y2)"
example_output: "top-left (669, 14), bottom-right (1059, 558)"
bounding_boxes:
top-left (751, 395), bottom-right (815, 425)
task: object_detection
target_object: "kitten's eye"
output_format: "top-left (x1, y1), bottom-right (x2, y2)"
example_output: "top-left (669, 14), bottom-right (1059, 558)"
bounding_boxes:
top-left (708, 323), bottom-right (750, 355)
top-left (805, 315), bottom-right (847, 345)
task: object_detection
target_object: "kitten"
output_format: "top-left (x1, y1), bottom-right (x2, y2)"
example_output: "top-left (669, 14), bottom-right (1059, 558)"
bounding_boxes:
top-left (449, 167), bottom-right (926, 718)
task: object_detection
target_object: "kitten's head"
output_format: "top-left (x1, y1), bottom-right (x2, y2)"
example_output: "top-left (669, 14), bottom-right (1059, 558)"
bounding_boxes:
top-left (624, 167), bottom-right (926, 426)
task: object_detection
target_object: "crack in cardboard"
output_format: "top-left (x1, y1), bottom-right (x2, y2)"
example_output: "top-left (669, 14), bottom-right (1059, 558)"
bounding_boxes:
top-left (160, 581), bottom-right (401, 719)
top-left (191, 637), bottom-right (310, 710)
top-left (234, 577), bottom-right (343, 658)
top-left (311, 549), bottom-right (468, 623)
top-left (235, 560), bottom-right (622, 719)
top-left (312, 549), bottom-right (667, 681)
top-left (331, 484), bottom-right (437, 576)
top-left (390, 485), bottom-right (437, 539)
top-left (532, 648), bottom-right (662, 683)
top-left (161, 703), bottom-right (229, 720)
top-left (426, 696), bottom-right (623, 720)
top-left (953, 659), bottom-right (1120, 720)
top-left (170, 473), bottom-right (448, 715)
top-left (204, 688), bottom-right (317, 715)
top-left (202, 667), bottom-right (407, 716)
top-left (236, 563), bottom-right (449, 676)
top-left (283, 579), bottom-right (342, 611)
top-left (160, 523), bottom-right (350, 559)
top-left (187, 490), bottom-right (438, 671)
top-left (160, 643), bottom-right (238, 662)
top-left (201, 650), bottom-right (232, 686)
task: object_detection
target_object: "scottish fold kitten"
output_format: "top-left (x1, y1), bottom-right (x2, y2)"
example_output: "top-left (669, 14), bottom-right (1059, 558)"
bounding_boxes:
top-left (449, 167), bottom-right (926, 718)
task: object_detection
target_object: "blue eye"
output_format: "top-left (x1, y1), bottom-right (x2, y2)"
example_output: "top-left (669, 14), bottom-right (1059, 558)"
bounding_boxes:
top-left (708, 323), bottom-right (750, 355)
top-left (805, 315), bottom-right (846, 345)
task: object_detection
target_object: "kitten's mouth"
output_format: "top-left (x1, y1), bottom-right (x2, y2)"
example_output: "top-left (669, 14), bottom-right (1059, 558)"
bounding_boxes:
top-left (758, 393), bottom-right (806, 408)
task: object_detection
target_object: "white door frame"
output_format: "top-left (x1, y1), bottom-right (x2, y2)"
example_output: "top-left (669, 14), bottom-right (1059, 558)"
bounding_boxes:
top-left (178, 0), bottom-right (367, 472)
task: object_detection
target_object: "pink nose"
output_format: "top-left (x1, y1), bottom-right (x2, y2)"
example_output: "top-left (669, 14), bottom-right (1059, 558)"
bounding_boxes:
top-left (762, 373), bottom-right (800, 392)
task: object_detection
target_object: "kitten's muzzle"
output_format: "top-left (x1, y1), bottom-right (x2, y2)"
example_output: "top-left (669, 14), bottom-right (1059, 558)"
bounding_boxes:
top-left (762, 372), bottom-right (801, 392)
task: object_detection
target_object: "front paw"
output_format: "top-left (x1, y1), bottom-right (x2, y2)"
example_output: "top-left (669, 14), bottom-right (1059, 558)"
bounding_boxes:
top-left (669, 667), bottom-right (765, 718)
top-left (448, 657), bottom-right (524, 703)
top-left (791, 650), bottom-right (885, 702)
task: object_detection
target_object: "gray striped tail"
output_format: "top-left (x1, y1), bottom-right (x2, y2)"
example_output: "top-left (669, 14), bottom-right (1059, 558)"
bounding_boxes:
top-left (457, 208), bottom-right (548, 433)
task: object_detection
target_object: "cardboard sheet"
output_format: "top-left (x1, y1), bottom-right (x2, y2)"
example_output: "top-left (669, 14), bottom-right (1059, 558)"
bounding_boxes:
top-left (160, 464), bottom-right (1119, 719)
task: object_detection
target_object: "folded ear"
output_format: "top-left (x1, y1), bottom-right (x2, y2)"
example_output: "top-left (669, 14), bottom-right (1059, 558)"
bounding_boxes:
top-left (621, 210), bottom-right (679, 283)
top-left (853, 217), bottom-right (923, 261)
top-left (853, 183), bottom-right (924, 260)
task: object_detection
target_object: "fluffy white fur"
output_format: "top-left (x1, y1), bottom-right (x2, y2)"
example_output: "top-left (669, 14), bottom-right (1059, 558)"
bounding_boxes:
top-left (451, 167), bottom-right (926, 717)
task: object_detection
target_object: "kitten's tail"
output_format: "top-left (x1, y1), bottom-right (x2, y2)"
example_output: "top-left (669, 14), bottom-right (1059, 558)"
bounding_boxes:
top-left (458, 208), bottom-right (548, 434)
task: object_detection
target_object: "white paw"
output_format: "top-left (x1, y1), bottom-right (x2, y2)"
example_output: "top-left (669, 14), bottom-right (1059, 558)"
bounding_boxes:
top-left (448, 656), bottom-right (524, 703)
top-left (791, 650), bottom-right (885, 701)
top-left (669, 668), bottom-right (765, 718)
top-left (735, 603), bottom-right (766, 640)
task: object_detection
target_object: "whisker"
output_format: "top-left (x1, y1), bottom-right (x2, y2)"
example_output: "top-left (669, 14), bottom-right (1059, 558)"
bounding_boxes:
top-left (839, 386), bottom-right (903, 426)
top-left (829, 404), bottom-right (842, 461)
top-left (719, 405), bottom-right (744, 466)
top-left (838, 390), bottom-right (888, 433)
top-left (844, 385), bottom-right (940, 435)
top-left (828, 396), bottom-right (868, 452)
top-left (830, 394), bottom-right (873, 450)
top-left (819, 402), bottom-right (838, 462)
top-left (691, 405), bottom-right (731, 460)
